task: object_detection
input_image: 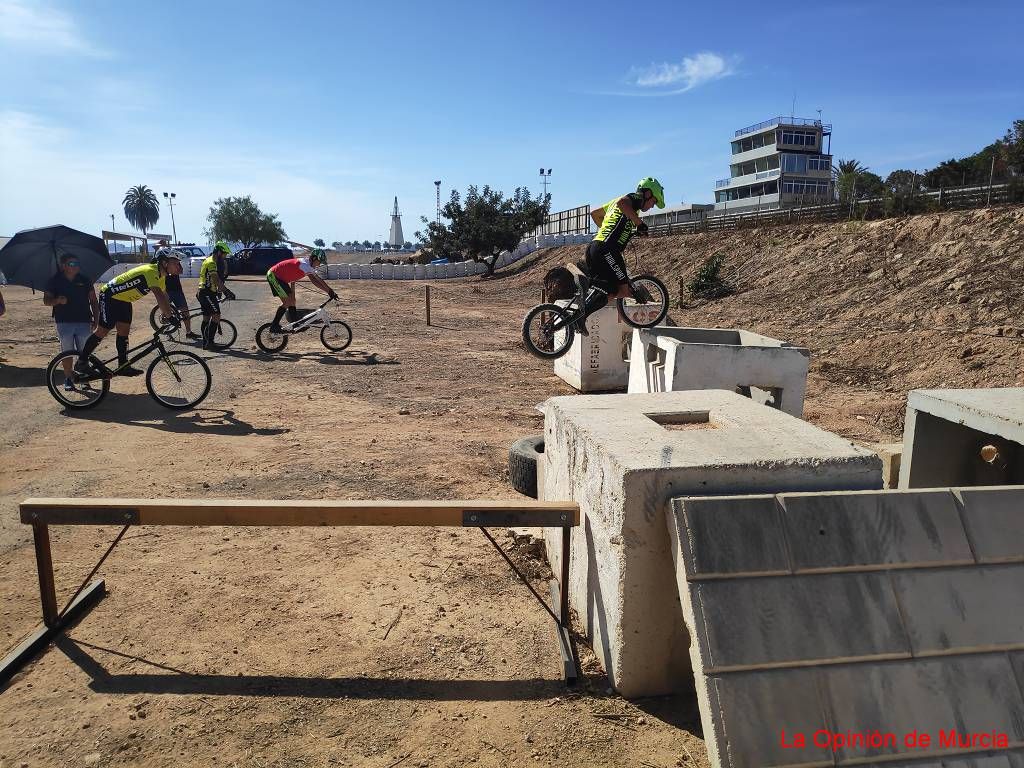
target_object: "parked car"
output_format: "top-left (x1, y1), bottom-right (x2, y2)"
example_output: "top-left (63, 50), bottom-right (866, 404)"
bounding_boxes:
top-left (226, 246), bottom-right (293, 275)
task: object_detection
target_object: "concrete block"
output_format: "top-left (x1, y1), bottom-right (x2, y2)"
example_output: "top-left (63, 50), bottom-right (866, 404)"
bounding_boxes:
top-left (779, 489), bottom-right (974, 570)
top-left (899, 388), bottom-right (1024, 488)
top-left (541, 390), bottom-right (881, 697)
top-left (955, 486), bottom-right (1024, 562)
top-left (675, 495), bottom-right (790, 578)
top-left (552, 305), bottom-right (653, 393)
top-left (867, 441), bottom-right (903, 488)
top-left (627, 326), bottom-right (810, 417)
top-left (666, 486), bottom-right (1024, 768)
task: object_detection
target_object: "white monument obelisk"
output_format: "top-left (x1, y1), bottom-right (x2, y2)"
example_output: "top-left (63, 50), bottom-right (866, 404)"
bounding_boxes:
top-left (388, 197), bottom-right (404, 248)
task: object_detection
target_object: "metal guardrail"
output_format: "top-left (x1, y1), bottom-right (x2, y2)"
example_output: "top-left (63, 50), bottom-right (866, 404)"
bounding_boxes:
top-left (735, 117), bottom-right (830, 137)
top-left (715, 178), bottom-right (731, 188)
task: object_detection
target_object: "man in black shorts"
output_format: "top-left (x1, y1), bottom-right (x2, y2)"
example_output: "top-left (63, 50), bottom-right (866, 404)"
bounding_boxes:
top-left (577, 177), bottom-right (665, 335)
top-left (156, 240), bottom-right (201, 340)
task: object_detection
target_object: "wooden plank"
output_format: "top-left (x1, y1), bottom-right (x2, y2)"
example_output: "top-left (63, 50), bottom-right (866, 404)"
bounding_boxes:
top-left (20, 498), bottom-right (580, 528)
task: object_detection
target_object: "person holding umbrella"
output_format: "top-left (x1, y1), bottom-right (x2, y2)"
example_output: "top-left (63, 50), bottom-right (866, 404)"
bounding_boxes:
top-left (43, 253), bottom-right (99, 391)
top-left (75, 252), bottom-right (181, 377)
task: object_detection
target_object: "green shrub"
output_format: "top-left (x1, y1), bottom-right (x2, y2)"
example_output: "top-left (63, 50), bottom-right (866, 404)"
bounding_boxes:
top-left (687, 253), bottom-right (734, 298)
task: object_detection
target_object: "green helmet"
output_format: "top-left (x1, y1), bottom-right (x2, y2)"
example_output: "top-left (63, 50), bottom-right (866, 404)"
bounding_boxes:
top-left (213, 241), bottom-right (231, 255)
top-left (636, 177), bottom-right (666, 209)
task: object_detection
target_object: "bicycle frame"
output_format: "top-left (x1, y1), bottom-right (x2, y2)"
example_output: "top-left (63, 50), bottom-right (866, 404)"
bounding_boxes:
top-left (75, 327), bottom-right (177, 383)
top-left (278, 297), bottom-right (335, 333)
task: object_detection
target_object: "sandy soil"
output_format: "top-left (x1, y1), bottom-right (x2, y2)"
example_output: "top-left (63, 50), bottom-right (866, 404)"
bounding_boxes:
top-left (0, 277), bottom-right (704, 768)
top-left (1, 205), bottom-right (1021, 767)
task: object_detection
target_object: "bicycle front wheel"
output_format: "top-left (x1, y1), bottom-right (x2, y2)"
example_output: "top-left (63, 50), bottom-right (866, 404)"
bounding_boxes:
top-left (146, 350), bottom-right (211, 409)
top-left (46, 351), bottom-right (109, 409)
top-left (149, 304), bottom-right (162, 332)
top-left (320, 321), bottom-right (352, 351)
top-left (208, 319), bottom-right (238, 350)
top-left (618, 274), bottom-right (669, 328)
top-left (522, 303), bottom-right (575, 360)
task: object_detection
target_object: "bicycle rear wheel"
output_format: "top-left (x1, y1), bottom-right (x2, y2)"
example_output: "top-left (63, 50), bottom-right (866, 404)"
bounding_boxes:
top-left (256, 322), bottom-right (288, 353)
top-left (522, 303), bottom-right (575, 360)
top-left (208, 318), bottom-right (238, 350)
top-left (617, 274), bottom-right (669, 328)
top-left (46, 351), bottom-right (109, 409)
top-left (320, 321), bottom-right (352, 351)
top-left (146, 350), bottom-right (211, 409)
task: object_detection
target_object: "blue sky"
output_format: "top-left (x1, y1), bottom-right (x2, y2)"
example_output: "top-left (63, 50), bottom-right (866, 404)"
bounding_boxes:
top-left (1, 0), bottom-right (1021, 244)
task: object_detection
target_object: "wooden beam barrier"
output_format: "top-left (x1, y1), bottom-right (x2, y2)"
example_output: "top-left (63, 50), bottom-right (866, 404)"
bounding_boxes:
top-left (19, 498), bottom-right (580, 528)
top-left (7, 498), bottom-right (581, 689)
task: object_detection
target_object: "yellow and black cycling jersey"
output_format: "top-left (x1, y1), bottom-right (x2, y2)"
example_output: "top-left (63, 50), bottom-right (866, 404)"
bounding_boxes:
top-left (593, 192), bottom-right (645, 249)
top-left (103, 263), bottom-right (166, 303)
top-left (198, 256), bottom-right (219, 292)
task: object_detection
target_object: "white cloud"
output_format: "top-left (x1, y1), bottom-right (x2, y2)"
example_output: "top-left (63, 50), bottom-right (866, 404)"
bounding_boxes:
top-left (0, 0), bottom-right (109, 57)
top-left (628, 52), bottom-right (735, 94)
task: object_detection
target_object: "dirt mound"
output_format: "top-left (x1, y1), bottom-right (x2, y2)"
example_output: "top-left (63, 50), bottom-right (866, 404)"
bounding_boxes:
top-left (496, 205), bottom-right (1024, 439)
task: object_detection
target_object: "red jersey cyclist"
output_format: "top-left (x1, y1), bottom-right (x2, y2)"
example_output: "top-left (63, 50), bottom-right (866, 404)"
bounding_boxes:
top-left (266, 248), bottom-right (336, 332)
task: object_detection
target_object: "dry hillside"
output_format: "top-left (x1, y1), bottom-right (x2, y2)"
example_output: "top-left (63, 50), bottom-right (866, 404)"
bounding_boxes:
top-left (495, 205), bottom-right (1024, 441)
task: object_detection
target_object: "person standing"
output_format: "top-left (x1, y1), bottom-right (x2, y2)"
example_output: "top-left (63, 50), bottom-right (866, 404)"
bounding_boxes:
top-left (43, 253), bottom-right (99, 390)
top-left (155, 240), bottom-right (201, 341)
top-left (196, 242), bottom-right (229, 349)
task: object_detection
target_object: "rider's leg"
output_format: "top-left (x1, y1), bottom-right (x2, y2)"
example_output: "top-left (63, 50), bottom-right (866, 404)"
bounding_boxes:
top-left (114, 320), bottom-right (142, 375)
top-left (78, 291), bottom-right (116, 369)
top-left (203, 313), bottom-right (221, 348)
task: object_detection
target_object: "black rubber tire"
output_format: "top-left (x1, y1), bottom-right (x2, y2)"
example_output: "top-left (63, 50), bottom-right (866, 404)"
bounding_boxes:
top-left (509, 435), bottom-right (544, 498)
top-left (45, 351), bottom-right (109, 410)
top-left (207, 318), bottom-right (238, 350)
top-left (149, 304), bottom-right (162, 332)
top-left (522, 303), bottom-right (575, 360)
top-left (256, 322), bottom-right (289, 353)
top-left (145, 350), bottom-right (212, 409)
top-left (618, 274), bottom-right (669, 328)
top-left (320, 321), bottom-right (352, 351)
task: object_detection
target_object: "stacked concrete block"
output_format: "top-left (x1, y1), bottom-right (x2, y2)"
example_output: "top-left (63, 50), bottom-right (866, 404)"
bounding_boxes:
top-left (667, 486), bottom-right (1024, 768)
top-left (900, 388), bottom-right (1024, 488)
top-left (627, 326), bottom-right (810, 417)
top-left (541, 390), bottom-right (881, 697)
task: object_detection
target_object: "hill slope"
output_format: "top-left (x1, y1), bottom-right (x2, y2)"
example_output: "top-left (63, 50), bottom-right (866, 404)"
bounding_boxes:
top-left (496, 206), bottom-right (1024, 441)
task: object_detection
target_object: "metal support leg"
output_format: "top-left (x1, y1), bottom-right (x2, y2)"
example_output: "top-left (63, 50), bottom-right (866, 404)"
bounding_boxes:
top-left (549, 525), bottom-right (577, 685)
top-left (32, 523), bottom-right (58, 627)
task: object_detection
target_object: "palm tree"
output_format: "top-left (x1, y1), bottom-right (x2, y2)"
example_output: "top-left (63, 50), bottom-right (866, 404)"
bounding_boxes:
top-left (122, 185), bottom-right (160, 252)
top-left (832, 159), bottom-right (868, 203)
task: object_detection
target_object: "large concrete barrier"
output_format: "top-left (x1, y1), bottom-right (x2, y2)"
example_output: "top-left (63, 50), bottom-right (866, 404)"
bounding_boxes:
top-left (628, 326), bottom-right (810, 417)
top-left (667, 486), bottom-right (1024, 767)
top-left (899, 387), bottom-right (1024, 488)
top-left (540, 389), bottom-right (881, 697)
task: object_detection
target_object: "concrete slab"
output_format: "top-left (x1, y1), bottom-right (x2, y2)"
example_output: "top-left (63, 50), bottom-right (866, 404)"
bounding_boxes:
top-left (627, 326), bottom-right (810, 417)
top-left (955, 487), bottom-right (1024, 562)
top-left (553, 304), bottom-right (666, 393)
top-left (541, 390), bottom-right (881, 697)
top-left (899, 388), bottom-right (1024, 488)
top-left (866, 441), bottom-right (903, 488)
top-left (667, 486), bottom-right (1024, 768)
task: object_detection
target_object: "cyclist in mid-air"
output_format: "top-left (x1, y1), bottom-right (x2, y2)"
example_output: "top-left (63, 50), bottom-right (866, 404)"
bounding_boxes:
top-left (266, 248), bottom-right (337, 332)
top-left (197, 242), bottom-right (230, 349)
top-left (575, 177), bottom-right (665, 335)
top-left (75, 251), bottom-right (181, 376)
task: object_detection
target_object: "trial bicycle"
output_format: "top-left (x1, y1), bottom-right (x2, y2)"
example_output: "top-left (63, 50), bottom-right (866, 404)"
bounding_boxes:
top-left (521, 271), bottom-right (669, 360)
top-left (148, 303), bottom-right (238, 350)
top-left (255, 296), bottom-right (352, 353)
top-left (46, 320), bottom-right (213, 410)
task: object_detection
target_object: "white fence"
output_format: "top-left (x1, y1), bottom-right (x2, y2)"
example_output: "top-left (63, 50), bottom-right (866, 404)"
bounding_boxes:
top-left (325, 233), bottom-right (588, 281)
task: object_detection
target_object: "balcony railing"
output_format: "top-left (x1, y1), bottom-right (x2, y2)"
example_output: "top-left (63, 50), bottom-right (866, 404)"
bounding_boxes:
top-left (756, 169), bottom-right (781, 180)
top-left (735, 116), bottom-right (832, 137)
top-left (715, 178), bottom-right (731, 188)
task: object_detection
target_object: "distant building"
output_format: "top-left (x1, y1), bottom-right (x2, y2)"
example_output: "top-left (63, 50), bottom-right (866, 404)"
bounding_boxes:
top-left (388, 197), bottom-right (404, 249)
top-left (713, 116), bottom-right (833, 213)
top-left (641, 202), bottom-right (715, 228)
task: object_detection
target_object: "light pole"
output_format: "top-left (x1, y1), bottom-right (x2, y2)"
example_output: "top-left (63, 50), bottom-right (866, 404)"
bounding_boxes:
top-left (434, 180), bottom-right (441, 226)
top-left (539, 168), bottom-right (552, 201)
top-left (162, 191), bottom-right (177, 243)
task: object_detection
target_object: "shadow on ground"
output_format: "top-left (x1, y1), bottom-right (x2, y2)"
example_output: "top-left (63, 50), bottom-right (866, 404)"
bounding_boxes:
top-left (64, 398), bottom-right (289, 436)
top-left (0, 362), bottom-right (45, 389)
top-left (57, 638), bottom-right (566, 701)
top-left (219, 347), bottom-right (398, 366)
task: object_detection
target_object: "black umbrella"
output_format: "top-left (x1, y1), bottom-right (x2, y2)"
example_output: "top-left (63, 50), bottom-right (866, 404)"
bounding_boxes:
top-left (0, 225), bottom-right (114, 290)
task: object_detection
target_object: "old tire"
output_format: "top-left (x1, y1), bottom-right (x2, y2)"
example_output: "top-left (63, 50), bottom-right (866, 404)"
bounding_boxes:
top-left (509, 435), bottom-right (544, 498)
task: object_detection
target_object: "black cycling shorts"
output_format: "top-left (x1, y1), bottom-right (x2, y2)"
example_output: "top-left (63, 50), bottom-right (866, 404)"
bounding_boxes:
top-left (167, 288), bottom-right (188, 310)
top-left (196, 289), bottom-right (220, 316)
top-left (584, 240), bottom-right (628, 290)
top-left (97, 290), bottom-right (132, 329)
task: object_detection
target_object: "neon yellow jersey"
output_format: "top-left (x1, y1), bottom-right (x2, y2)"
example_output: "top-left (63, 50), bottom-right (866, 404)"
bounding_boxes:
top-left (104, 263), bottom-right (166, 303)
top-left (198, 256), bottom-right (219, 291)
top-left (593, 192), bottom-right (645, 248)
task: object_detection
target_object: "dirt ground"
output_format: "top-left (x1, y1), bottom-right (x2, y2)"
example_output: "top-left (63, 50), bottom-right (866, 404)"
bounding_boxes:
top-left (1, 206), bottom-right (1022, 767)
